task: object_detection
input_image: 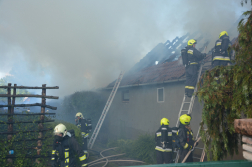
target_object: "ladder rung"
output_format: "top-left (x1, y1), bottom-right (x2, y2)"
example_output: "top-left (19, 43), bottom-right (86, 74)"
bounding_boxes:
top-left (181, 110), bottom-right (188, 111)
top-left (194, 147), bottom-right (203, 150)
top-left (183, 102), bottom-right (191, 104)
top-left (193, 157), bottom-right (201, 160)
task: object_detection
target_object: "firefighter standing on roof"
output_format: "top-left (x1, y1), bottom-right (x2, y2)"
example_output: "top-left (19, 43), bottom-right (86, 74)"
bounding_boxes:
top-left (75, 112), bottom-right (90, 153)
top-left (212, 31), bottom-right (232, 67)
top-left (51, 123), bottom-right (88, 167)
top-left (178, 114), bottom-right (195, 163)
top-left (183, 39), bottom-right (206, 98)
top-left (155, 118), bottom-right (173, 164)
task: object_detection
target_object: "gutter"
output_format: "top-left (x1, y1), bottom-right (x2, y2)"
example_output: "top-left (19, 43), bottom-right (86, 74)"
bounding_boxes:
top-left (102, 77), bottom-right (186, 90)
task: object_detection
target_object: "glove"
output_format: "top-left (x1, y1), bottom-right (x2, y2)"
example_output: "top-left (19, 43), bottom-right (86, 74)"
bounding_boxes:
top-left (188, 145), bottom-right (194, 151)
top-left (203, 53), bottom-right (206, 58)
top-left (195, 141), bottom-right (199, 147)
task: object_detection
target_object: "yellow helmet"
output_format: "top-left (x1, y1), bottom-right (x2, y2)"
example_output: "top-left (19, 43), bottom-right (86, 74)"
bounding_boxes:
top-left (54, 123), bottom-right (67, 137)
top-left (179, 114), bottom-right (191, 125)
top-left (75, 112), bottom-right (84, 119)
top-left (219, 31), bottom-right (228, 38)
top-left (187, 39), bottom-right (197, 46)
top-left (160, 118), bottom-right (169, 125)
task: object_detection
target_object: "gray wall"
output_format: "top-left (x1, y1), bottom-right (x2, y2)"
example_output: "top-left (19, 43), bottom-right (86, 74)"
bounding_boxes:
top-left (100, 81), bottom-right (203, 141)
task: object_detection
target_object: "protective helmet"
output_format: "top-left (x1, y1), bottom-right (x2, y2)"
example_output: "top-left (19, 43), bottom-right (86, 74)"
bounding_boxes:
top-left (160, 118), bottom-right (169, 125)
top-left (219, 31), bottom-right (228, 38)
top-left (187, 39), bottom-right (197, 46)
top-left (75, 112), bottom-right (84, 119)
top-left (179, 114), bottom-right (191, 125)
top-left (54, 123), bottom-right (67, 137)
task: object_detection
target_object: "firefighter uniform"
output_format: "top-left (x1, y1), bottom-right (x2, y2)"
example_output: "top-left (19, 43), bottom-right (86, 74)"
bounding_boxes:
top-left (178, 114), bottom-right (195, 163)
top-left (171, 127), bottom-right (179, 149)
top-left (75, 112), bottom-right (90, 153)
top-left (212, 31), bottom-right (231, 67)
top-left (155, 118), bottom-right (173, 164)
top-left (51, 124), bottom-right (88, 167)
top-left (77, 118), bottom-right (89, 152)
top-left (185, 39), bottom-right (205, 97)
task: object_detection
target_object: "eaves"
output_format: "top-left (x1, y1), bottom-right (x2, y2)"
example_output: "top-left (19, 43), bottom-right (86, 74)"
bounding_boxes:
top-left (102, 77), bottom-right (186, 90)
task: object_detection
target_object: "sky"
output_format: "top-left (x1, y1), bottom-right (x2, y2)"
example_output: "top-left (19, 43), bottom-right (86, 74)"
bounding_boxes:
top-left (0, 0), bottom-right (250, 98)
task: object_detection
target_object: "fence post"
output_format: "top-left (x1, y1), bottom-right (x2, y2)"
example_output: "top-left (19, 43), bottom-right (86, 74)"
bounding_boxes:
top-left (36, 84), bottom-right (46, 163)
top-left (7, 83), bottom-right (13, 164)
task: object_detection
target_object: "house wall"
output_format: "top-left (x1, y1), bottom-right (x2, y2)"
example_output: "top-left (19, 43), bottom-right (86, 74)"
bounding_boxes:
top-left (99, 81), bottom-right (204, 141)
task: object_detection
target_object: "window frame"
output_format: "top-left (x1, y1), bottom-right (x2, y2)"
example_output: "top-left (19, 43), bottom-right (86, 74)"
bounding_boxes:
top-left (122, 89), bottom-right (130, 103)
top-left (157, 87), bottom-right (165, 103)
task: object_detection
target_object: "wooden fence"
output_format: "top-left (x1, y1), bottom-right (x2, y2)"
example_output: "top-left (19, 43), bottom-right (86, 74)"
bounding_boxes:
top-left (0, 83), bottom-right (59, 165)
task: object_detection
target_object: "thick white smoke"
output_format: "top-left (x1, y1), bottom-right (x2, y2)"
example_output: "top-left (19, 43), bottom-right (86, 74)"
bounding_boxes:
top-left (0, 0), bottom-right (250, 97)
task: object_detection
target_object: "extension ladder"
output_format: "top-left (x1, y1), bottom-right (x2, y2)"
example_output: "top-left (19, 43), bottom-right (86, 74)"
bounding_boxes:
top-left (175, 60), bottom-right (204, 163)
top-left (88, 71), bottom-right (124, 149)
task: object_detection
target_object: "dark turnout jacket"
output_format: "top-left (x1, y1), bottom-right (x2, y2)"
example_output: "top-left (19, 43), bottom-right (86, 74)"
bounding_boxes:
top-left (212, 35), bottom-right (231, 61)
top-left (178, 124), bottom-right (195, 150)
top-left (51, 133), bottom-right (88, 167)
top-left (77, 118), bottom-right (89, 137)
top-left (155, 125), bottom-right (173, 152)
top-left (186, 46), bottom-right (205, 65)
top-left (77, 118), bottom-right (89, 151)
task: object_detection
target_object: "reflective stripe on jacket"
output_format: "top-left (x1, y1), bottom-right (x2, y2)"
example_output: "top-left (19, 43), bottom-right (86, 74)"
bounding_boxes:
top-left (155, 125), bottom-right (173, 151)
top-left (212, 35), bottom-right (231, 61)
top-left (178, 125), bottom-right (195, 150)
top-left (51, 135), bottom-right (88, 167)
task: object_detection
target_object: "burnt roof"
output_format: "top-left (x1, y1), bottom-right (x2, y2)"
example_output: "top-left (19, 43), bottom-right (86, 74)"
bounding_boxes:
top-left (107, 58), bottom-right (186, 88)
top-left (106, 35), bottom-right (236, 89)
top-left (107, 54), bottom-right (212, 88)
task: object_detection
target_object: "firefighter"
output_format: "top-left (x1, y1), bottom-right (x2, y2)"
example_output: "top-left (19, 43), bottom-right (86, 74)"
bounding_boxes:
top-left (51, 123), bottom-right (88, 167)
top-left (155, 118), bottom-right (173, 164)
top-left (184, 39), bottom-right (206, 98)
top-left (178, 114), bottom-right (195, 163)
top-left (212, 31), bottom-right (231, 67)
top-left (75, 112), bottom-right (89, 153)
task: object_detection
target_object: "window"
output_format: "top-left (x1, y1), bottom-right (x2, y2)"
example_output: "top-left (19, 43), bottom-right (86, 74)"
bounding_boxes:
top-left (157, 88), bottom-right (164, 102)
top-left (122, 90), bottom-right (129, 102)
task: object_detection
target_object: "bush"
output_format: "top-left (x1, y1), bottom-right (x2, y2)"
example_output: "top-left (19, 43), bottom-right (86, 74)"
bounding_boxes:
top-left (107, 134), bottom-right (156, 164)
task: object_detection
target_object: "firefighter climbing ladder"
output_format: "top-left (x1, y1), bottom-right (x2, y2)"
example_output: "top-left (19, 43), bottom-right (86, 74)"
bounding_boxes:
top-left (175, 62), bottom-right (203, 127)
top-left (88, 71), bottom-right (124, 149)
top-left (174, 62), bottom-right (204, 163)
top-left (175, 47), bottom-right (208, 163)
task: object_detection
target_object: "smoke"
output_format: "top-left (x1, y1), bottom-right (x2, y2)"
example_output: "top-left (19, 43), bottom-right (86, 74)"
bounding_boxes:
top-left (182, 0), bottom-right (250, 50)
top-left (0, 0), bottom-right (250, 97)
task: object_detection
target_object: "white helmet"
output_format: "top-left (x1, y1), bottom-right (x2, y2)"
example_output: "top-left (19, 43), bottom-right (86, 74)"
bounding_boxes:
top-left (54, 123), bottom-right (67, 137)
top-left (75, 112), bottom-right (84, 119)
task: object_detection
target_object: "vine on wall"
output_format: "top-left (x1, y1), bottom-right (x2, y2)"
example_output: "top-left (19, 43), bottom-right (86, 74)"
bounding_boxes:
top-left (197, 10), bottom-right (252, 161)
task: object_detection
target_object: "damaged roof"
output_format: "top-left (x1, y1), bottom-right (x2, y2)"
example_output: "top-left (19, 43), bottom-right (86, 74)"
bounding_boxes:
top-left (107, 54), bottom-right (212, 88)
top-left (107, 58), bottom-right (185, 88)
top-left (106, 35), bottom-right (236, 89)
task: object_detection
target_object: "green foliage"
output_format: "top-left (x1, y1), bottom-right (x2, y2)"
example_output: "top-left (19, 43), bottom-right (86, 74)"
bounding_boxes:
top-left (0, 111), bottom-right (82, 167)
top-left (62, 90), bottom-right (107, 126)
top-left (197, 10), bottom-right (252, 161)
top-left (107, 134), bottom-right (156, 164)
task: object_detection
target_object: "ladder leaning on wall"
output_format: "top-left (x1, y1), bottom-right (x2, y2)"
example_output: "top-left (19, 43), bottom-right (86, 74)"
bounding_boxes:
top-left (88, 71), bottom-right (124, 149)
top-left (175, 47), bottom-right (208, 163)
